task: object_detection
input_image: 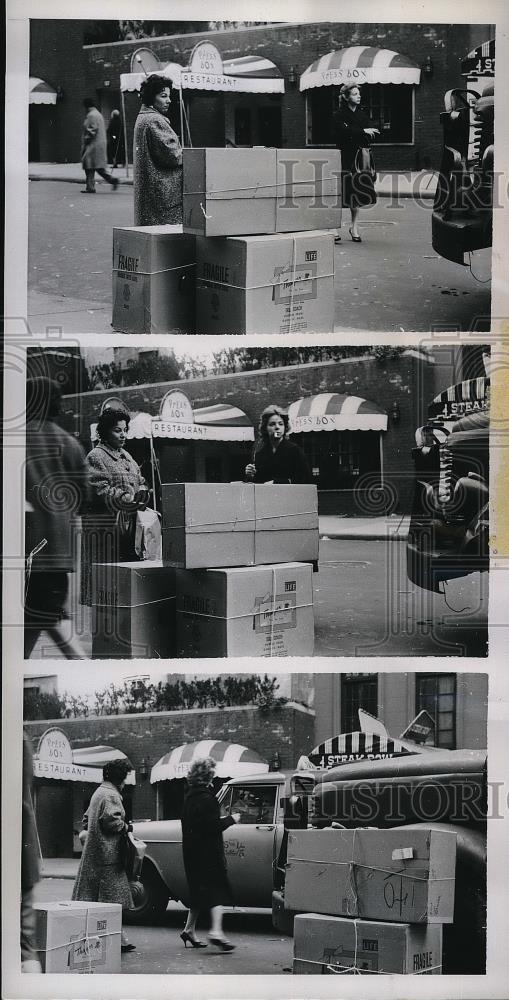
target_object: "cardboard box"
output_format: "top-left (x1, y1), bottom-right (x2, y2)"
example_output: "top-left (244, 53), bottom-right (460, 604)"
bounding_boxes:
top-left (196, 231), bottom-right (334, 335)
top-left (183, 148), bottom-right (341, 237)
top-left (293, 914), bottom-right (442, 975)
top-left (112, 225), bottom-right (195, 333)
top-left (92, 560), bottom-right (176, 658)
top-left (176, 561), bottom-right (314, 657)
top-left (286, 828), bottom-right (456, 924)
top-left (34, 901), bottom-right (122, 973)
top-left (161, 483), bottom-right (319, 568)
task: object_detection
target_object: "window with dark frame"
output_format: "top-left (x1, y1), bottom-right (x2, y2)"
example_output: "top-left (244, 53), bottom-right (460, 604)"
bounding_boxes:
top-left (308, 84), bottom-right (414, 145)
top-left (341, 674), bottom-right (378, 733)
top-left (415, 673), bottom-right (457, 749)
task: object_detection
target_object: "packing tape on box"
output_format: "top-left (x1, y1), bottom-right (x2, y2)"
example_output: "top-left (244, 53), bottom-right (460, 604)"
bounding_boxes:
top-left (296, 919), bottom-right (442, 975)
top-left (112, 263), bottom-right (195, 277)
top-left (36, 904), bottom-right (122, 973)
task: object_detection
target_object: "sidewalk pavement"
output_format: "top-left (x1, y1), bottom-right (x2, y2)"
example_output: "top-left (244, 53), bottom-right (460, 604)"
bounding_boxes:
top-left (319, 514), bottom-right (409, 540)
top-left (41, 857), bottom-right (79, 880)
top-left (28, 162), bottom-right (438, 199)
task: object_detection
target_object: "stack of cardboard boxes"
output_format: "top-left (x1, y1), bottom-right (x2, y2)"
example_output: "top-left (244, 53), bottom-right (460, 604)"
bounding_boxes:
top-left (112, 147), bottom-right (340, 335)
top-left (33, 901), bottom-right (122, 974)
top-left (286, 827), bottom-right (457, 975)
top-left (92, 483), bottom-right (319, 658)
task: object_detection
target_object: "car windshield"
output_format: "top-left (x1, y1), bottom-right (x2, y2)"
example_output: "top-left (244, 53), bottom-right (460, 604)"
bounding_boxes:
top-left (220, 784), bottom-right (278, 824)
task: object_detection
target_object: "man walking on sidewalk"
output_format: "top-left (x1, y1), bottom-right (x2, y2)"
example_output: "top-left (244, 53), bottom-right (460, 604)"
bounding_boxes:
top-left (81, 98), bottom-right (118, 194)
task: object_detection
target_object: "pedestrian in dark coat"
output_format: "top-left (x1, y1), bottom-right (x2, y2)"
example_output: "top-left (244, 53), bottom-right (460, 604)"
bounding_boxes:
top-left (333, 84), bottom-right (380, 241)
top-left (72, 757), bottom-right (135, 952)
top-left (245, 404), bottom-right (313, 485)
top-left (81, 99), bottom-right (119, 193)
top-left (133, 75), bottom-right (183, 225)
top-left (180, 758), bottom-right (241, 951)
top-left (106, 109), bottom-right (125, 167)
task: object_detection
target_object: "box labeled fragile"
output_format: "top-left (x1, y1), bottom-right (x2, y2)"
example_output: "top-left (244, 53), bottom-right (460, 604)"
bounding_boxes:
top-left (34, 901), bottom-right (122, 973)
top-left (161, 483), bottom-right (318, 568)
top-left (196, 231), bottom-right (334, 335)
top-left (285, 828), bottom-right (456, 924)
top-left (112, 225), bottom-right (195, 333)
top-left (92, 560), bottom-right (176, 658)
top-left (183, 148), bottom-right (341, 237)
top-left (176, 561), bottom-right (314, 657)
top-left (293, 914), bottom-right (442, 975)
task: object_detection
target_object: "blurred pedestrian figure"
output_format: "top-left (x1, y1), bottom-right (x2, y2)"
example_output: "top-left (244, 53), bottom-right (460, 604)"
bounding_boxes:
top-left (21, 732), bottom-right (42, 972)
top-left (334, 84), bottom-right (379, 242)
top-left (72, 758), bottom-right (136, 952)
top-left (80, 408), bottom-right (150, 606)
top-left (25, 377), bottom-right (89, 658)
top-left (81, 98), bottom-right (119, 193)
top-left (134, 75), bottom-right (183, 225)
top-left (180, 758), bottom-right (241, 952)
top-left (245, 404), bottom-right (313, 484)
top-left (107, 109), bottom-right (125, 168)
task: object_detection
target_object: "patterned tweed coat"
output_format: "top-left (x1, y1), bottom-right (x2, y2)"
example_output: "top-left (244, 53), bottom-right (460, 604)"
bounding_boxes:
top-left (133, 105), bottom-right (183, 225)
top-left (72, 781), bottom-right (133, 909)
top-left (81, 107), bottom-right (108, 170)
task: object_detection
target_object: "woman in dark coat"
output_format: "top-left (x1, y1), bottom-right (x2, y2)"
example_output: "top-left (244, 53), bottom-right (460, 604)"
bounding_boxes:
top-left (181, 758), bottom-right (241, 951)
top-left (133, 74), bottom-right (183, 225)
top-left (334, 84), bottom-right (380, 242)
top-left (72, 758), bottom-right (135, 952)
top-left (245, 404), bottom-right (313, 485)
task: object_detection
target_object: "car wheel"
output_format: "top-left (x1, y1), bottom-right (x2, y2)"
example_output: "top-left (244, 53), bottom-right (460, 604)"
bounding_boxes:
top-left (124, 862), bottom-right (170, 925)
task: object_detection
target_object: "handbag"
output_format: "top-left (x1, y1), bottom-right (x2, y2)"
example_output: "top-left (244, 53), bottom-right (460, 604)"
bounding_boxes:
top-left (354, 146), bottom-right (377, 182)
top-left (121, 828), bottom-right (147, 880)
top-left (135, 508), bottom-right (162, 561)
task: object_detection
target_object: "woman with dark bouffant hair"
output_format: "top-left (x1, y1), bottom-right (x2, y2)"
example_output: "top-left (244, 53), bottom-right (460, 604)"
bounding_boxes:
top-left (80, 407), bottom-right (149, 605)
top-left (73, 757), bottom-right (136, 952)
top-left (180, 758), bottom-right (241, 952)
top-left (134, 74), bottom-right (183, 225)
top-left (245, 404), bottom-right (313, 485)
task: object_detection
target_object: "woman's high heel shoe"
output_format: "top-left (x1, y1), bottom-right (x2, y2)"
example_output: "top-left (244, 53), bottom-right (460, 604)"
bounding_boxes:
top-left (180, 930), bottom-right (207, 949)
top-left (208, 935), bottom-right (235, 951)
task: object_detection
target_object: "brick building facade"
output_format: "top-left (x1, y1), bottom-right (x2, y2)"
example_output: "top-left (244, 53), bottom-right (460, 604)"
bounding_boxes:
top-left (29, 20), bottom-right (494, 170)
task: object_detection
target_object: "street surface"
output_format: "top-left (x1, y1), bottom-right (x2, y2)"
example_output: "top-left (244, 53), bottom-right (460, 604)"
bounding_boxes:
top-left (33, 876), bottom-right (293, 975)
top-left (31, 537), bottom-right (488, 659)
top-left (27, 180), bottom-right (491, 334)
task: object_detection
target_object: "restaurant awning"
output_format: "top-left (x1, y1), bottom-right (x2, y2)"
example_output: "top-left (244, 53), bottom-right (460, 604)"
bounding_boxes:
top-left (428, 377), bottom-right (490, 421)
top-left (121, 55), bottom-right (284, 95)
top-left (34, 745), bottom-right (136, 785)
top-left (120, 62), bottom-right (185, 93)
top-left (29, 77), bottom-right (58, 105)
top-left (91, 406), bottom-right (254, 443)
top-left (461, 39), bottom-right (495, 76)
top-left (308, 731), bottom-right (414, 766)
top-left (288, 393), bottom-right (388, 433)
top-left (300, 46), bottom-right (421, 91)
top-left (151, 740), bottom-right (269, 782)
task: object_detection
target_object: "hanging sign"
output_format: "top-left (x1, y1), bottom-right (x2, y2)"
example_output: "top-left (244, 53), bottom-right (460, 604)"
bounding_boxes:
top-left (159, 390), bottom-right (194, 423)
top-left (182, 41), bottom-right (235, 91)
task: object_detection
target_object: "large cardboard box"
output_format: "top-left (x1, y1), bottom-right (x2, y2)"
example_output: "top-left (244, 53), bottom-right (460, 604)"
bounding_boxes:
top-left (92, 560), bottom-right (176, 658)
top-left (34, 901), bottom-right (122, 973)
top-left (196, 231), bottom-right (334, 335)
top-left (176, 561), bottom-right (314, 657)
top-left (293, 914), bottom-right (442, 975)
top-left (161, 483), bottom-right (318, 568)
top-left (286, 828), bottom-right (456, 924)
top-left (183, 148), bottom-right (341, 237)
top-left (112, 225), bottom-right (195, 334)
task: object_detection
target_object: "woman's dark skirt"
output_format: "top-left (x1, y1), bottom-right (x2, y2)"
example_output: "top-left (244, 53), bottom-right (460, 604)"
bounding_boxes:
top-left (342, 168), bottom-right (377, 210)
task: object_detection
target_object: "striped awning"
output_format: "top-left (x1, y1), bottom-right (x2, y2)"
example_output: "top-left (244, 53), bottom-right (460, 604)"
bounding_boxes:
top-left (461, 39), bottom-right (495, 76)
top-left (72, 745), bottom-right (136, 784)
top-left (92, 406), bottom-right (254, 444)
top-left (29, 77), bottom-right (58, 105)
top-left (308, 732), bottom-right (414, 767)
top-left (120, 62), bottom-right (185, 93)
top-left (121, 56), bottom-right (284, 94)
top-left (33, 745), bottom-right (136, 784)
top-left (151, 740), bottom-right (268, 782)
top-left (288, 393), bottom-right (388, 433)
top-left (300, 46), bottom-right (421, 91)
top-left (428, 377), bottom-right (490, 421)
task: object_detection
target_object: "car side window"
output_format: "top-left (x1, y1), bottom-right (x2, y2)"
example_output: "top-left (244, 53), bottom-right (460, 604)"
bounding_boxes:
top-left (229, 785), bottom-right (278, 824)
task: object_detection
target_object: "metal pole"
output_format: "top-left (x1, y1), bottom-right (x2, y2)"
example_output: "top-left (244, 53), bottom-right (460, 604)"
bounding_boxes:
top-left (379, 433), bottom-right (384, 487)
top-left (149, 436), bottom-right (157, 510)
top-left (179, 89), bottom-right (184, 146)
top-left (121, 89), bottom-right (129, 180)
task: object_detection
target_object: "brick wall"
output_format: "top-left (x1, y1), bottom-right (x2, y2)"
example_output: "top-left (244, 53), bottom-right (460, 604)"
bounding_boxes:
top-left (25, 701), bottom-right (315, 825)
top-left (61, 351), bottom-right (446, 512)
top-left (30, 20), bottom-right (90, 163)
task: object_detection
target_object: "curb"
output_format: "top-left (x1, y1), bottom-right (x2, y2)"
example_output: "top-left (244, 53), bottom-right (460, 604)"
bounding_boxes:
top-left (29, 176), bottom-right (133, 186)
top-left (320, 532), bottom-right (408, 541)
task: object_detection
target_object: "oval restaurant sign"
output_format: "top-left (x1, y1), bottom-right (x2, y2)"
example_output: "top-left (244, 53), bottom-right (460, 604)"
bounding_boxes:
top-left (33, 727), bottom-right (88, 781)
top-left (153, 389), bottom-right (207, 440)
top-left (181, 41), bottom-right (236, 91)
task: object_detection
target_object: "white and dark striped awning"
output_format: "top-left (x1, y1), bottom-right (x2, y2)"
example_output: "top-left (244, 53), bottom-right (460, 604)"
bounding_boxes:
top-left (288, 393), bottom-right (388, 434)
top-left (120, 62), bottom-right (185, 93)
top-left (300, 46), bottom-right (421, 91)
top-left (29, 77), bottom-right (58, 105)
top-left (461, 39), bottom-right (495, 76)
top-left (308, 732), bottom-right (413, 767)
top-left (121, 56), bottom-right (284, 94)
top-left (33, 744), bottom-right (136, 784)
top-left (151, 740), bottom-right (268, 782)
top-left (92, 405), bottom-right (254, 443)
top-left (428, 377), bottom-right (490, 421)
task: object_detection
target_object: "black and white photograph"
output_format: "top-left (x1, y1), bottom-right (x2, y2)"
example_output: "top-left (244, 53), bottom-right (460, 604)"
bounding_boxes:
top-left (21, 668), bottom-right (488, 976)
top-left (24, 342), bottom-right (489, 661)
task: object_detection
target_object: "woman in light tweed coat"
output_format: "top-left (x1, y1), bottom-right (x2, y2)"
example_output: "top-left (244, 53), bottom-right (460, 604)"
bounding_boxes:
top-left (72, 758), bottom-right (135, 952)
top-left (134, 74), bottom-right (183, 225)
top-left (80, 407), bottom-right (149, 605)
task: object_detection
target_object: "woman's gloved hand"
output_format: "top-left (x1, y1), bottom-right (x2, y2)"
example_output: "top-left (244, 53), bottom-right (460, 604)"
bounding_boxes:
top-left (245, 463), bottom-right (256, 480)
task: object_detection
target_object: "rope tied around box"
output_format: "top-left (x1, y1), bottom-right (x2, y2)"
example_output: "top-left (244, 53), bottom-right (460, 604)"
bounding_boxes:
top-left (35, 904), bottom-right (122, 973)
top-left (112, 262), bottom-right (195, 277)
